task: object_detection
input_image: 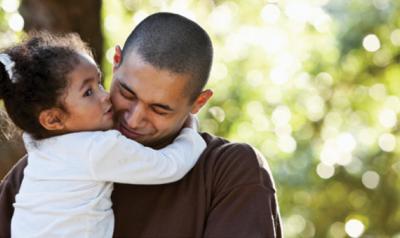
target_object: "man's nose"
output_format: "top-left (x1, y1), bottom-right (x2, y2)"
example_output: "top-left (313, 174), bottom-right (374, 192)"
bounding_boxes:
top-left (124, 102), bottom-right (146, 128)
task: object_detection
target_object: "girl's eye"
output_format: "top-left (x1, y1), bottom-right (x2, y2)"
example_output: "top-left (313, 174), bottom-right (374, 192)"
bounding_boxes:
top-left (84, 88), bottom-right (93, 97)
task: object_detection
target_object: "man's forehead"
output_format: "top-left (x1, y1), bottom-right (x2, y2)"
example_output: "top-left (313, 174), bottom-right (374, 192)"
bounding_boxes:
top-left (121, 50), bottom-right (189, 80)
top-left (115, 58), bottom-right (191, 101)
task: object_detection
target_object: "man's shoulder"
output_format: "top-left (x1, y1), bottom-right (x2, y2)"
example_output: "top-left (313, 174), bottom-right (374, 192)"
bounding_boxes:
top-left (198, 132), bottom-right (276, 193)
top-left (200, 132), bottom-right (262, 165)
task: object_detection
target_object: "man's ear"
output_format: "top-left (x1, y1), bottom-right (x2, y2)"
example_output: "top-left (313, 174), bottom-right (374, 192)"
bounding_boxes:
top-left (38, 108), bottom-right (66, 131)
top-left (191, 89), bottom-right (213, 114)
top-left (113, 45), bottom-right (122, 73)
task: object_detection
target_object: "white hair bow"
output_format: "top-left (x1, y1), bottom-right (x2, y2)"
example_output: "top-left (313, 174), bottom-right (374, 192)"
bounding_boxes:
top-left (0, 53), bottom-right (16, 83)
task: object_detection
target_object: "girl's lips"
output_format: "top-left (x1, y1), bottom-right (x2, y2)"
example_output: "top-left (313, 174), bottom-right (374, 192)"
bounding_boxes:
top-left (104, 107), bottom-right (113, 118)
top-left (104, 105), bottom-right (113, 114)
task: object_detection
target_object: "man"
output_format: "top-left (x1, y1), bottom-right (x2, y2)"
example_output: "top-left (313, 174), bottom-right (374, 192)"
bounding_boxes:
top-left (0, 12), bottom-right (282, 237)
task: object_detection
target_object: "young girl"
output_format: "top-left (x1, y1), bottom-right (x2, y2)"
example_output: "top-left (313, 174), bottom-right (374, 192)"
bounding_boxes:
top-left (0, 33), bottom-right (206, 237)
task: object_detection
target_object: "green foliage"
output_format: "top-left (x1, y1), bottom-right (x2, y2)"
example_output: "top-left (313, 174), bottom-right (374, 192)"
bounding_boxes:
top-left (1, 0), bottom-right (400, 236)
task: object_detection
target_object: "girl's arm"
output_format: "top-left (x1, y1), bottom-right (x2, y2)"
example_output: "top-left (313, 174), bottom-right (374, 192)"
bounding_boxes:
top-left (87, 127), bottom-right (206, 184)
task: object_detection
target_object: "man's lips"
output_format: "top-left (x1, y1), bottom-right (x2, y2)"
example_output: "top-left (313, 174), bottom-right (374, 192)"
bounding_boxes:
top-left (118, 122), bottom-right (145, 138)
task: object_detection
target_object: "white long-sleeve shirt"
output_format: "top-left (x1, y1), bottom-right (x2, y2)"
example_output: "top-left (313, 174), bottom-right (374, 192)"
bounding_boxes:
top-left (11, 128), bottom-right (206, 238)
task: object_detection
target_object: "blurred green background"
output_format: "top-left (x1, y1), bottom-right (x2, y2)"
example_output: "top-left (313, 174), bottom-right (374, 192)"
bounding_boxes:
top-left (1, 0), bottom-right (400, 237)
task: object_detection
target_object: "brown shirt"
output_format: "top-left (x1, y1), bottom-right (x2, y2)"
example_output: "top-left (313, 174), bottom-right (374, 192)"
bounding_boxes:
top-left (0, 132), bottom-right (282, 238)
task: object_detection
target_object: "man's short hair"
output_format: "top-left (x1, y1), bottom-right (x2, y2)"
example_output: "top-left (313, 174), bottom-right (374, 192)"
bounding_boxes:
top-left (122, 12), bottom-right (213, 102)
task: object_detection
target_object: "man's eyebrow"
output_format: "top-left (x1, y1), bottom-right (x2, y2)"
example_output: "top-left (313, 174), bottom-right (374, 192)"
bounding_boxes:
top-left (119, 81), bottom-right (135, 95)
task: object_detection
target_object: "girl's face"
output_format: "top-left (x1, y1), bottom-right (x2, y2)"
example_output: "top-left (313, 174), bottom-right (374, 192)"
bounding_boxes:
top-left (62, 55), bottom-right (114, 132)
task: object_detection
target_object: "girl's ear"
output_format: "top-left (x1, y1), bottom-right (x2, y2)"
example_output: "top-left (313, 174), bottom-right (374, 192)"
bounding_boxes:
top-left (38, 108), bottom-right (66, 131)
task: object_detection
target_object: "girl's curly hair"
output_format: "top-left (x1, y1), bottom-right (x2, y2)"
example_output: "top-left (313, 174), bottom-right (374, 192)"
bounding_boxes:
top-left (0, 32), bottom-right (93, 139)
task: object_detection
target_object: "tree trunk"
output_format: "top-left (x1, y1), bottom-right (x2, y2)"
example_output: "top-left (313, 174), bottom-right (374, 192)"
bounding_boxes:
top-left (19, 0), bottom-right (103, 65)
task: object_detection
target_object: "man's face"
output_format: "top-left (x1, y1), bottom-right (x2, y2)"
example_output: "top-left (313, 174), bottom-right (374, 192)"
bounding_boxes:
top-left (110, 51), bottom-right (199, 147)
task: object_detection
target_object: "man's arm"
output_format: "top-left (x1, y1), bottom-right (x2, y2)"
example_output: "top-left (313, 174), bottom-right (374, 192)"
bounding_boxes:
top-left (204, 144), bottom-right (282, 238)
top-left (0, 156), bottom-right (27, 238)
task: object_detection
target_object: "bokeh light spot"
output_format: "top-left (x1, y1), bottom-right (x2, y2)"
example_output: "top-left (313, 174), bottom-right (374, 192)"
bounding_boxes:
top-left (8, 13), bottom-right (24, 32)
top-left (104, 15), bottom-right (120, 32)
top-left (345, 157), bottom-right (363, 175)
top-left (284, 214), bottom-right (307, 236)
top-left (261, 4), bottom-right (280, 24)
top-left (305, 95), bottom-right (326, 122)
top-left (378, 109), bottom-right (397, 128)
top-left (329, 222), bottom-right (346, 238)
top-left (270, 66), bottom-right (290, 85)
top-left (272, 105), bottom-right (291, 126)
top-left (208, 106), bottom-right (225, 122)
top-left (316, 163), bottom-right (335, 179)
top-left (345, 219), bottom-right (365, 237)
top-left (105, 47), bottom-right (114, 63)
top-left (277, 135), bottom-right (297, 153)
top-left (362, 170), bottom-right (380, 189)
top-left (1, 0), bottom-right (18, 12)
top-left (378, 133), bottom-right (396, 152)
top-left (368, 84), bottom-right (387, 101)
top-left (390, 29), bottom-right (400, 46)
top-left (209, 4), bottom-right (233, 34)
top-left (362, 34), bottom-right (381, 52)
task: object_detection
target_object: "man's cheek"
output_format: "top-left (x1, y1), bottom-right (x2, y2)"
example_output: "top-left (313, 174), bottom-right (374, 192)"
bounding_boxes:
top-left (162, 121), bottom-right (181, 135)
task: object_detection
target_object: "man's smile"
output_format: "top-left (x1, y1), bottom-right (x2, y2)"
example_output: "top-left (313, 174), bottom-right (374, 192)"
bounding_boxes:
top-left (118, 121), bottom-right (147, 139)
